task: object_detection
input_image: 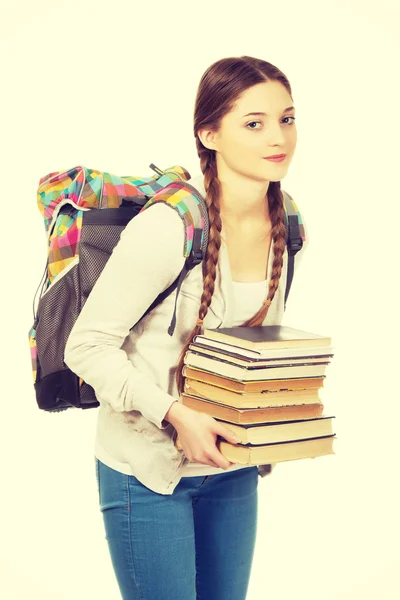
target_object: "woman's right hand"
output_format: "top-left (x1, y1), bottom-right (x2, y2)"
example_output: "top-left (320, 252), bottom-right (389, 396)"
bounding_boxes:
top-left (165, 401), bottom-right (240, 469)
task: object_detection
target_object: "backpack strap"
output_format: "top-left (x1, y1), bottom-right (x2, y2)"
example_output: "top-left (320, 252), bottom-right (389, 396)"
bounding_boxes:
top-left (137, 180), bottom-right (305, 334)
top-left (139, 179), bottom-right (209, 336)
top-left (281, 190), bottom-right (306, 310)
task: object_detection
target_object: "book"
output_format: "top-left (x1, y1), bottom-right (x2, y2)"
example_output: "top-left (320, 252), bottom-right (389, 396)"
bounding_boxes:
top-left (217, 435), bottom-right (336, 465)
top-left (184, 378), bottom-right (321, 409)
top-left (176, 325), bottom-right (336, 467)
top-left (193, 335), bottom-right (334, 360)
top-left (217, 416), bottom-right (335, 445)
top-left (202, 325), bottom-right (332, 352)
top-left (180, 394), bottom-right (324, 424)
top-left (184, 350), bottom-right (329, 381)
top-left (188, 342), bottom-right (331, 367)
top-left (182, 365), bottom-right (325, 392)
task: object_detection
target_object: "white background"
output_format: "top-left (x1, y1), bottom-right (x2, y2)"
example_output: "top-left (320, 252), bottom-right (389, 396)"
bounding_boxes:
top-left (1, 0), bottom-right (399, 598)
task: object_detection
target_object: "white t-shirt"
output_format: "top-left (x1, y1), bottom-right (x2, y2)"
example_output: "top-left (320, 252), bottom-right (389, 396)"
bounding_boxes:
top-left (180, 278), bottom-right (269, 477)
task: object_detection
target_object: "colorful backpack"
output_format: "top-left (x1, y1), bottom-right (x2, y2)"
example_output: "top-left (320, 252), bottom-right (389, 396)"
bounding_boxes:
top-left (28, 163), bottom-right (305, 413)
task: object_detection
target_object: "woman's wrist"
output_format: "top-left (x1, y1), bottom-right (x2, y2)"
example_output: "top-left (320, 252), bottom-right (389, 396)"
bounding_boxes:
top-left (164, 400), bottom-right (187, 427)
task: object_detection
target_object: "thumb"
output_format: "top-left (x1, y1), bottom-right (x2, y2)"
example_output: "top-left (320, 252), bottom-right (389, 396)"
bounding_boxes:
top-left (216, 422), bottom-right (241, 444)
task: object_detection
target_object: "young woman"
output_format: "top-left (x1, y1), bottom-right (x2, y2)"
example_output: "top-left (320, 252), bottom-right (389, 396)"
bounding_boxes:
top-left (64, 55), bottom-right (308, 600)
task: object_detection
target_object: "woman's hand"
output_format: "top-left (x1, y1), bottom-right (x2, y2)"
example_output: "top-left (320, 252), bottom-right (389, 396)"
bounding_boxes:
top-left (165, 402), bottom-right (240, 469)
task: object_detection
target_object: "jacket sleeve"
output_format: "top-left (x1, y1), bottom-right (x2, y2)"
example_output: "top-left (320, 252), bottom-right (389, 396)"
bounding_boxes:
top-left (64, 202), bottom-right (186, 429)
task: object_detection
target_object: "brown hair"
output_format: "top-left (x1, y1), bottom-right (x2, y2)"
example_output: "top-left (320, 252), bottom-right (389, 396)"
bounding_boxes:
top-left (175, 56), bottom-right (293, 395)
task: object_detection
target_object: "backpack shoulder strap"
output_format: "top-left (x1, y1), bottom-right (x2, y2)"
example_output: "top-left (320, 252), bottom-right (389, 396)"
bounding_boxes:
top-left (140, 184), bottom-right (306, 328)
top-left (140, 178), bottom-right (208, 264)
top-left (281, 190), bottom-right (306, 310)
top-left (139, 178), bottom-right (209, 336)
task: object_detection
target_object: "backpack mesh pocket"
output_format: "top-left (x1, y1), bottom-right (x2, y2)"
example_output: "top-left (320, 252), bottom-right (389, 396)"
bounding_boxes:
top-left (31, 205), bottom-right (140, 411)
top-left (79, 206), bottom-right (140, 301)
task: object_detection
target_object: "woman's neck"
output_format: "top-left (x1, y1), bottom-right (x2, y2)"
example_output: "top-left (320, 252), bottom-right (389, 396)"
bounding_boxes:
top-left (217, 170), bottom-right (271, 225)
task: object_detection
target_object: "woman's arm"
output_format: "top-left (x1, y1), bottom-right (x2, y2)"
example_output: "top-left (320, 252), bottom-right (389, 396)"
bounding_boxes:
top-left (64, 202), bottom-right (186, 429)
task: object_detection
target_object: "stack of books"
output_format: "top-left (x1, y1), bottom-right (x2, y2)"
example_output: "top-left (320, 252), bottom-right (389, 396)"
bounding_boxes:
top-left (175, 325), bottom-right (336, 466)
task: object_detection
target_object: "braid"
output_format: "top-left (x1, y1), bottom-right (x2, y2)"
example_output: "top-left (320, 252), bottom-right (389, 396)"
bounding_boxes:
top-left (241, 183), bottom-right (287, 327)
top-left (175, 148), bottom-right (222, 395)
top-left (175, 157), bottom-right (287, 395)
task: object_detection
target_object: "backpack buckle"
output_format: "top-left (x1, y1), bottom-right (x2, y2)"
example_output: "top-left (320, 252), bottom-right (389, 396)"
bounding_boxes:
top-left (287, 237), bottom-right (303, 252)
top-left (186, 249), bottom-right (203, 268)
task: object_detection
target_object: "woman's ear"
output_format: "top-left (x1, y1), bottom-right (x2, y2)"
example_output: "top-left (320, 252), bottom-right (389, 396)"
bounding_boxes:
top-left (198, 128), bottom-right (218, 152)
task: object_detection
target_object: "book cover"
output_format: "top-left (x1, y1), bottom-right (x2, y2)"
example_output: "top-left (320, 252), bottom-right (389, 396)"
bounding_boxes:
top-left (217, 435), bottom-right (336, 465)
top-left (184, 351), bottom-right (329, 381)
top-left (193, 335), bottom-right (335, 359)
top-left (184, 379), bottom-right (321, 409)
top-left (218, 416), bottom-right (335, 445)
top-left (188, 343), bottom-right (332, 367)
top-left (182, 365), bottom-right (325, 392)
top-left (181, 394), bottom-right (324, 424)
top-left (203, 325), bottom-right (332, 351)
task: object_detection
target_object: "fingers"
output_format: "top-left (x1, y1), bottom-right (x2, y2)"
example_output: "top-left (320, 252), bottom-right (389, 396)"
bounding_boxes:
top-left (185, 443), bottom-right (234, 470)
top-left (208, 449), bottom-right (234, 470)
top-left (187, 449), bottom-right (233, 470)
top-left (177, 416), bottom-right (240, 470)
top-left (206, 458), bottom-right (225, 469)
top-left (214, 422), bottom-right (241, 445)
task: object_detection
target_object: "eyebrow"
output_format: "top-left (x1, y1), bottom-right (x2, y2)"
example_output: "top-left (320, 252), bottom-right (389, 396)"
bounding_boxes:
top-left (242, 107), bottom-right (295, 117)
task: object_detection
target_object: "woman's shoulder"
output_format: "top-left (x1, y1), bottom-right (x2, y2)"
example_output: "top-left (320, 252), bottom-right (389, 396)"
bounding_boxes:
top-left (122, 201), bottom-right (185, 241)
top-left (189, 173), bottom-right (206, 198)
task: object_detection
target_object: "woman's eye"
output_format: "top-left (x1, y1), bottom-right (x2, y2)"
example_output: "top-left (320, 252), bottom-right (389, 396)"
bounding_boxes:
top-left (246, 121), bottom-right (262, 130)
top-left (246, 117), bottom-right (296, 130)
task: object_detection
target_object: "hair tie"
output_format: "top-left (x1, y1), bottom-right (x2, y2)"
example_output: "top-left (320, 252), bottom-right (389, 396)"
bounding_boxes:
top-left (263, 298), bottom-right (271, 308)
top-left (196, 317), bottom-right (204, 328)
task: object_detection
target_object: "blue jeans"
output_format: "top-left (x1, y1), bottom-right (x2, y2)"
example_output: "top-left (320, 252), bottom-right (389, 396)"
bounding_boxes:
top-left (95, 457), bottom-right (259, 600)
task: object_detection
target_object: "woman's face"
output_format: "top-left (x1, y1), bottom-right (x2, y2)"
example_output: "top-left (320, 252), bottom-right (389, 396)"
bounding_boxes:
top-left (200, 80), bottom-right (297, 184)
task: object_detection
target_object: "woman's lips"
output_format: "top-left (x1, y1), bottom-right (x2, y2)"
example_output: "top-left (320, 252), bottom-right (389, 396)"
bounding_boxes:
top-left (264, 154), bottom-right (286, 162)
